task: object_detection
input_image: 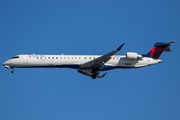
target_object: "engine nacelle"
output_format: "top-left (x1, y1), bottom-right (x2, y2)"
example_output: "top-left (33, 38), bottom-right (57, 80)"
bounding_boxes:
top-left (126, 52), bottom-right (142, 60)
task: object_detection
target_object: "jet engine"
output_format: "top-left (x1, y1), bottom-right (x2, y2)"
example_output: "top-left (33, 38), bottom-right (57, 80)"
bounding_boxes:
top-left (126, 52), bottom-right (142, 60)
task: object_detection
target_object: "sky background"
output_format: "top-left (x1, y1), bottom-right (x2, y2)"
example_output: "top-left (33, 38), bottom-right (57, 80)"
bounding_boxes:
top-left (0, 0), bottom-right (180, 120)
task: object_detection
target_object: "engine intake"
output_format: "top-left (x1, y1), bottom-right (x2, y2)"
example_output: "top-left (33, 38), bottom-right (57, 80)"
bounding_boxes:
top-left (126, 52), bottom-right (142, 60)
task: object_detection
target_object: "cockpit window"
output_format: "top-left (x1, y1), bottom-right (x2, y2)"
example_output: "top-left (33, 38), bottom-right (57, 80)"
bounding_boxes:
top-left (11, 56), bottom-right (19, 59)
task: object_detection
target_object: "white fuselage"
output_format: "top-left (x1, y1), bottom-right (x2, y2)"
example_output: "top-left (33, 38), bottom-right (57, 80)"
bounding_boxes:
top-left (2, 54), bottom-right (162, 70)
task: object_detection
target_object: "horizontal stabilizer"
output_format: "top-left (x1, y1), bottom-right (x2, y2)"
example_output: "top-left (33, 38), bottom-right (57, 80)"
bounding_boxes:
top-left (155, 41), bottom-right (177, 47)
top-left (164, 46), bottom-right (171, 52)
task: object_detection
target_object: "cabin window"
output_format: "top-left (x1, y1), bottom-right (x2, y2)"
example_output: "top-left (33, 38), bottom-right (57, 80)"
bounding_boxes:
top-left (79, 57), bottom-right (81, 59)
top-left (48, 57), bottom-right (50, 59)
top-left (56, 57), bottom-right (58, 59)
top-left (60, 57), bottom-right (62, 59)
top-left (64, 57), bottom-right (66, 59)
top-left (89, 57), bottom-right (91, 59)
top-left (84, 57), bottom-right (86, 59)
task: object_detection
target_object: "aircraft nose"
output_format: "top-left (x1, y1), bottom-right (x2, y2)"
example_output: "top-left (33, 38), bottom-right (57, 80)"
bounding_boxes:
top-left (2, 60), bottom-right (11, 66)
top-left (2, 60), bottom-right (11, 68)
top-left (2, 61), bottom-right (7, 66)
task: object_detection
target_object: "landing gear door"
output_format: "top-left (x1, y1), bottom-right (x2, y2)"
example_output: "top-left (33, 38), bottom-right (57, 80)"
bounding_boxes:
top-left (23, 55), bottom-right (28, 64)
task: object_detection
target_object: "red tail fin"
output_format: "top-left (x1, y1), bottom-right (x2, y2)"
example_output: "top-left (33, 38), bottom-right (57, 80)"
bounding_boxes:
top-left (143, 41), bottom-right (176, 59)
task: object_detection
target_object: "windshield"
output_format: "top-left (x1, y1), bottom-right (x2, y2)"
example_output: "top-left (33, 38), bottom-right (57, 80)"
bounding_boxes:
top-left (11, 56), bottom-right (19, 59)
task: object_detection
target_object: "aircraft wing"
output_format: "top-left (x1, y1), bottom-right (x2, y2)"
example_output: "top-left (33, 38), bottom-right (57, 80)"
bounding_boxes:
top-left (80, 43), bottom-right (124, 69)
top-left (78, 43), bottom-right (124, 78)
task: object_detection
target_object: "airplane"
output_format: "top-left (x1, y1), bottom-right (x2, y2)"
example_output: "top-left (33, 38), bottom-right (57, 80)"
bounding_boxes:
top-left (2, 41), bottom-right (176, 79)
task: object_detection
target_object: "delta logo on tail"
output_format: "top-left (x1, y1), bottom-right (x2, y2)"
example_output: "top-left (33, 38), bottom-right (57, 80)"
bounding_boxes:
top-left (143, 41), bottom-right (176, 59)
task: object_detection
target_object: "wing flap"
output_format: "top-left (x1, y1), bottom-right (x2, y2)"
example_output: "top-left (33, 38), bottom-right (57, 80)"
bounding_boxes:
top-left (77, 69), bottom-right (106, 78)
top-left (78, 69), bottom-right (92, 77)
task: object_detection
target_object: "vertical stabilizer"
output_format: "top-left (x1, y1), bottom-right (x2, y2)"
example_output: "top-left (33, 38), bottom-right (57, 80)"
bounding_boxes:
top-left (143, 41), bottom-right (176, 59)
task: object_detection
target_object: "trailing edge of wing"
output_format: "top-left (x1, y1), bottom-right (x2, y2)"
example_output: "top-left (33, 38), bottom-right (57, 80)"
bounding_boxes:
top-left (77, 69), bottom-right (107, 78)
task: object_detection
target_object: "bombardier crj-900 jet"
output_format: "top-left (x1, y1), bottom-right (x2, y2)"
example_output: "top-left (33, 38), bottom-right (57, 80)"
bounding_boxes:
top-left (2, 41), bottom-right (176, 79)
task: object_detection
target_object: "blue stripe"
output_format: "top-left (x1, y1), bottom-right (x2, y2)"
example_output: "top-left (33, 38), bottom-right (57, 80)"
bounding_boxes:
top-left (102, 65), bottom-right (116, 70)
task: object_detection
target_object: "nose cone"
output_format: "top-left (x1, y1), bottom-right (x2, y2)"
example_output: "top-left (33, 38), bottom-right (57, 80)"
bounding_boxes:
top-left (2, 60), bottom-right (11, 66)
top-left (2, 61), bottom-right (8, 66)
top-left (2, 60), bottom-right (11, 68)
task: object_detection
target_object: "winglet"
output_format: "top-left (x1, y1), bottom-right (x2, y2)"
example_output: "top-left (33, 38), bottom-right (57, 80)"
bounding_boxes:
top-left (116, 43), bottom-right (124, 51)
top-left (101, 72), bottom-right (107, 78)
